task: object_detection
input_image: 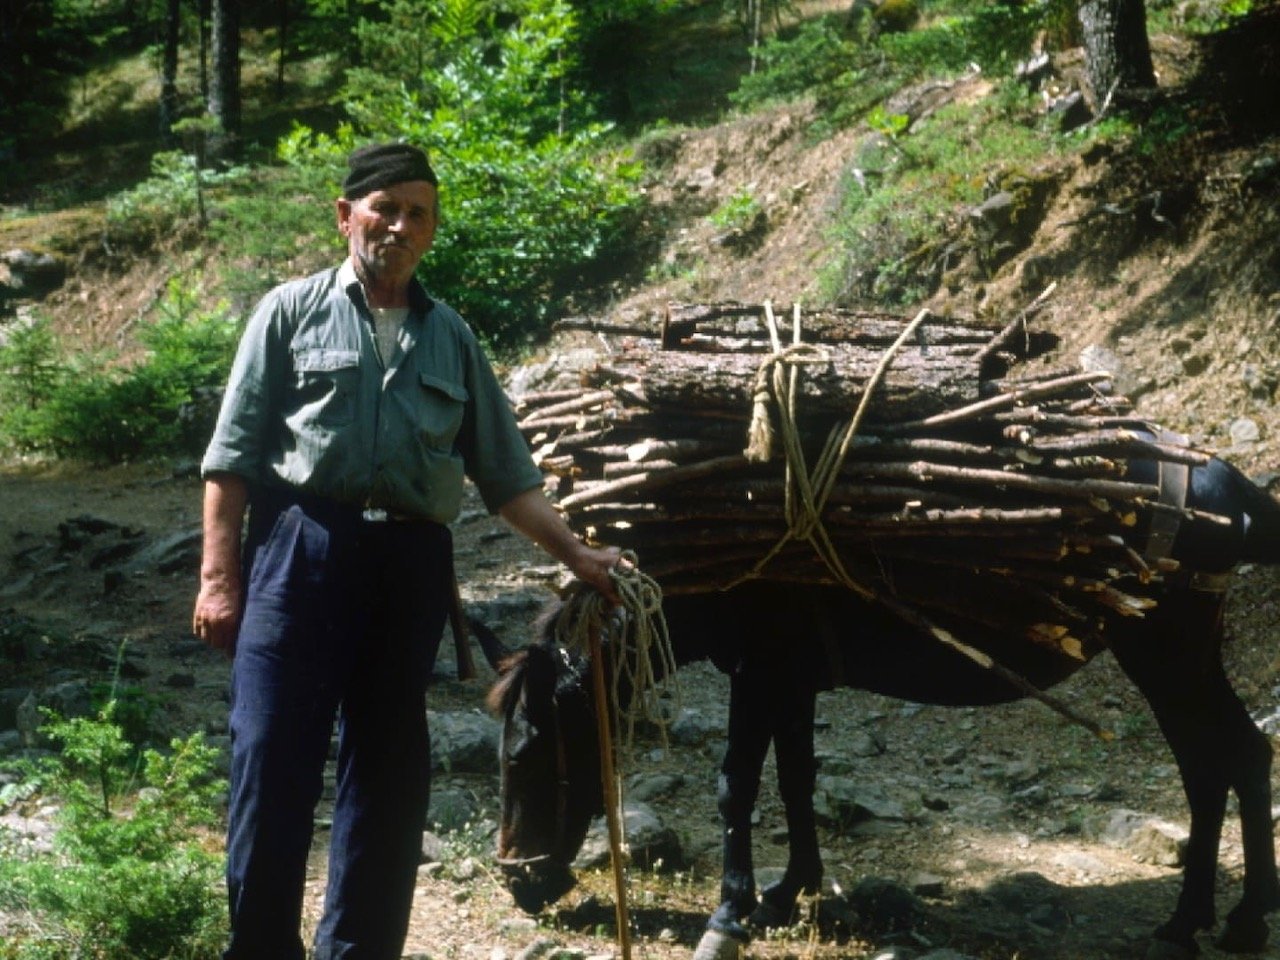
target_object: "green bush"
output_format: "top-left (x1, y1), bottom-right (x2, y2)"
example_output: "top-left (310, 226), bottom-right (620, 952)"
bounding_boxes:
top-left (0, 277), bottom-right (239, 462)
top-left (106, 150), bottom-right (251, 246)
top-left (207, 163), bottom-right (344, 300)
top-left (0, 703), bottom-right (227, 960)
top-left (282, 0), bottom-right (644, 353)
top-left (708, 188), bottom-right (762, 230)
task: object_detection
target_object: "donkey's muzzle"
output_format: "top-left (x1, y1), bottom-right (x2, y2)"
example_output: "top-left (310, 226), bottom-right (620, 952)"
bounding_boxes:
top-left (501, 858), bottom-right (577, 913)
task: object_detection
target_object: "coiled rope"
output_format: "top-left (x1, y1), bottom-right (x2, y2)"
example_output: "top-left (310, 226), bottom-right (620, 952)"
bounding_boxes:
top-left (554, 551), bottom-right (680, 751)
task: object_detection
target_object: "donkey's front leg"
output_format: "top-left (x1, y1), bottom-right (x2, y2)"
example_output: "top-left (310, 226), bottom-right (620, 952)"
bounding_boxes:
top-left (696, 669), bottom-right (774, 960)
top-left (754, 686), bottom-right (821, 929)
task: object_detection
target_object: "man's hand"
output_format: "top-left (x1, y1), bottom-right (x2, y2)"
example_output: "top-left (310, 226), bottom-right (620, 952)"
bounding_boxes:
top-left (193, 575), bottom-right (242, 653)
top-left (564, 541), bottom-right (625, 606)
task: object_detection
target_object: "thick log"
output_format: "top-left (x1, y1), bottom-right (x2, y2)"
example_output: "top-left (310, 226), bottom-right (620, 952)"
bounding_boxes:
top-left (606, 348), bottom-right (980, 424)
top-left (659, 302), bottom-right (1005, 349)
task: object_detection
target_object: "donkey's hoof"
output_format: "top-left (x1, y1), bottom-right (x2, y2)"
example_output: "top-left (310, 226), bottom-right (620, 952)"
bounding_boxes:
top-left (693, 927), bottom-right (748, 960)
top-left (1215, 915), bottom-right (1269, 953)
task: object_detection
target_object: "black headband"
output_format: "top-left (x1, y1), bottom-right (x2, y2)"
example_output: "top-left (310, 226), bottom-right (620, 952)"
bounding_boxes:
top-left (342, 143), bottom-right (438, 199)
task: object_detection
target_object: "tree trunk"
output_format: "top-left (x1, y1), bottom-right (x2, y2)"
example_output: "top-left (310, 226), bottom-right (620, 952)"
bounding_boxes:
top-left (208, 0), bottom-right (241, 161)
top-left (1078, 0), bottom-right (1156, 108)
top-left (198, 0), bottom-right (210, 101)
top-left (276, 0), bottom-right (289, 98)
top-left (160, 0), bottom-right (181, 143)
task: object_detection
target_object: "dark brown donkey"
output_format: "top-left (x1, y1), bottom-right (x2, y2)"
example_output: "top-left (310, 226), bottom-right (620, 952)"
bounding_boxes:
top-left (487, 450), bottom-right (1280, 960)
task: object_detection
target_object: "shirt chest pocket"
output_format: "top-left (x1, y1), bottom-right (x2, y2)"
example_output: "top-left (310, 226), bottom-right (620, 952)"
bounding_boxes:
top-left (293, 348), bottom-right (361, 426)
top-left (418, 373), bottom-right (468, 449)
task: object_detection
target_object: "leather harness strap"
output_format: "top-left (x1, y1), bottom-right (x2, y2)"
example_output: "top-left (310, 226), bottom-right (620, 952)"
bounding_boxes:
top-left (1145, 430), bottom-right (1190, 564)
top-left (1145, 430), bottom-right (1232, 595)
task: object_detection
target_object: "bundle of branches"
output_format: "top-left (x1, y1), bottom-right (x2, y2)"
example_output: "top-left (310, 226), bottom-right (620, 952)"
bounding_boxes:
top-left (516, 300), bottom-right (1213, 667)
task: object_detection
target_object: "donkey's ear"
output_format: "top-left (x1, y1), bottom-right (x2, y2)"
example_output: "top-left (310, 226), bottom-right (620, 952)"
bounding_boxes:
top-left (485, 648), bottom-right (529, 717)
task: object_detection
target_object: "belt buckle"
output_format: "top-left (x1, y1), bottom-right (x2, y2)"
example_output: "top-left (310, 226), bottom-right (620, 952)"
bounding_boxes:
top-left (361, 507), bottom-right (389, 523)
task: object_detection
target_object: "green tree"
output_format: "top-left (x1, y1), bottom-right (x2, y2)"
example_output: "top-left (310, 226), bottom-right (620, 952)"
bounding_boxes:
top-left (286, 0), bottom-right (642, 350)
top-left (0, 702), bottom-right (226, 959)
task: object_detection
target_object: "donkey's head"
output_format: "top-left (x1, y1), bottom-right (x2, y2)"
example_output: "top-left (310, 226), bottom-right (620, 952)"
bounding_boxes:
top-left (486, 621), bottom-right (603, 913)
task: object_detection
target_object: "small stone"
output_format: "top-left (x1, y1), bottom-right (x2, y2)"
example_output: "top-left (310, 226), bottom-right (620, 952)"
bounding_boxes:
top-left (1229, 417), bottom-right (1261, 444)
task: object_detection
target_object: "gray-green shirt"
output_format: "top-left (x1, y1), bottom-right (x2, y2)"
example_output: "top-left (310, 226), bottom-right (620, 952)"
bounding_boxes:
top-left (201, 259), bottom-right (543, 522)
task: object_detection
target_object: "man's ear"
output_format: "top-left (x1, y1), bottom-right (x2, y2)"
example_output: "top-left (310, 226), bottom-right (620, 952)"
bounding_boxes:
top-left (335, 198), bottom-right (353, 234)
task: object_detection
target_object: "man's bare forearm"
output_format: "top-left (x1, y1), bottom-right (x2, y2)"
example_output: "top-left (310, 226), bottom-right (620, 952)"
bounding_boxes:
top-left (194, 472), bottom-right (249, 652)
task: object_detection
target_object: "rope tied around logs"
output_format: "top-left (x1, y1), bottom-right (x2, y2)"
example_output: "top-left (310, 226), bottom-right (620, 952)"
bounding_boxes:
top-left (554, 552), bottom-right (681, 751)
top-left (735, 302), bottom-right (934, 595)
top-left (733, 301), bottom-right (1115, 741)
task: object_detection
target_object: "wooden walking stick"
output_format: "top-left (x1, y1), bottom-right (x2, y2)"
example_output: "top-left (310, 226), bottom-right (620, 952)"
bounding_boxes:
top-left (587, 621), bottom-right (633, 960)
top-left (447, 568), bottom-right (477, 680)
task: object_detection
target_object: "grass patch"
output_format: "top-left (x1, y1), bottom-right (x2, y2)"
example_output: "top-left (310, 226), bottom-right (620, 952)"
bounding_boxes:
top-left (822, 85), bottom-right (1063, 304)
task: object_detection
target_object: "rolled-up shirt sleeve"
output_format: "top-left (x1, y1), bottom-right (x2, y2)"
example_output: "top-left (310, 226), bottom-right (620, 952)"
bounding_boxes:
top-left (200, 294), bottom-right (283, 481)
top-left (457, 335), bottom-right (544, 514)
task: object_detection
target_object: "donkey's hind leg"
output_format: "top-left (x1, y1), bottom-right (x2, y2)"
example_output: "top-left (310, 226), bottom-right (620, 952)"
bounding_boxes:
top-left (1111, 588), bottom-right (1276, 957)
top-left (753, 684), bottom-right (821, 929)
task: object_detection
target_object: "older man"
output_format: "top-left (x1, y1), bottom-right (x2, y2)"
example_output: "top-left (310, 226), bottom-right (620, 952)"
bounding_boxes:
top-left (193, 142), bottom-right (618, 960)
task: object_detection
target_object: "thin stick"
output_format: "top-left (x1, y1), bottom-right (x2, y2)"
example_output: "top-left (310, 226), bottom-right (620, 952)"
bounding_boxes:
top-left (587, 624), bottom-right (632, 960)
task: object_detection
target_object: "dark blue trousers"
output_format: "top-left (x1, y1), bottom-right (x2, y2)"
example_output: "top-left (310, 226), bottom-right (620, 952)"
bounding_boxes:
top-left (223, 491), bottom-right (452, 960)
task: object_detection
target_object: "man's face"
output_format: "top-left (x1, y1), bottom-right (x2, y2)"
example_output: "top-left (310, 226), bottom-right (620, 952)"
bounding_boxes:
top-left (336, 180), bottom-right (439, 288)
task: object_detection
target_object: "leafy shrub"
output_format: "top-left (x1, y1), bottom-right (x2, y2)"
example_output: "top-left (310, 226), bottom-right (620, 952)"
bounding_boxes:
top-left (0, 703), bottom-right (226, 960)
top-left (730, 16), bottom-right (858, 108)
top-left (731, 0), bottom-right (1068, 134)
top-left (0, 317), bottom-right (63, 451)
top-left (708, 188), bottom-right (762, 230)
top-left (0, 278), bottom-right (239, 461)
top-left (206, 163), bottom-right (343, 300)
top-left (106, 150), bottom-right (250, 246)
top-left (282, 0), bottom-right (643, 353)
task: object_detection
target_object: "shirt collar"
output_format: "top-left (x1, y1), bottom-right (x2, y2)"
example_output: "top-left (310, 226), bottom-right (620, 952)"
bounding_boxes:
top-left (338, 258), bottom-right (434, 315)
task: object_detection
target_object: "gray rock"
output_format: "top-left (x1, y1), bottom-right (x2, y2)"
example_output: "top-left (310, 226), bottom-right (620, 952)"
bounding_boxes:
top-left (1125, 818), bottom-right (1188, 867)
top-left (911, 872), bottom-right (946, 898)
top-left (1026, 900), bottom-right (1072, 934)
top-left (465, 592), bottom-right (550, 642)
top-left (428, 786), bottom-right (480, 833)
top-left (420, 829), bottom-right (448, 864)
top-left (814, 776), bottom-right (908, 830)
top-left (985, 871), bottom-right (1064, 915)
top-left (1079, 344), bottom-right (1145, 400)
top-left (1229, 416), bottom-right (1261, 445)
top-left (428, 710), bottom-right (501, 774)
top-left (2, 248), bottom-right (66, 296)
top-left (514, 937), bottom-right (560, 960)
top-left (1048, 90), bottom-right (1091, 133)
top-left (126, 528), bottom-right (202, 576)
top-left (668, 707), bottom-right (721, 745)
top-left (626, 772), bottom-right (686, 802)
top-left (40, 680), bottom-right (94, 724)
top-left (0, 687), bottom-right (34, 730)
top-left (847, 876), bottom-right (921, 933)
top-left (576, 800), bottom-right (682, 871)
